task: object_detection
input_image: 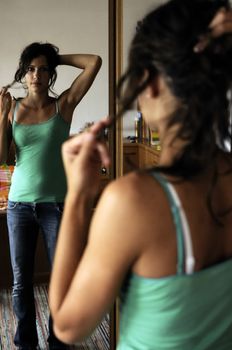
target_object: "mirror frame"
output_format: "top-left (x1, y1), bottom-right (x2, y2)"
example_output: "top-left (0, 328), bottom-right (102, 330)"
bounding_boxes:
top-left (109, 0), bottom-right (123, 181)
top-left (108, 0), bottom-right (123, 347)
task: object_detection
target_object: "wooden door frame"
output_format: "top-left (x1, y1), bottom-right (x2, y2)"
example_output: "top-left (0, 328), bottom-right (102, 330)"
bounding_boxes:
top-left (108, 0), bottom-right (123, 348)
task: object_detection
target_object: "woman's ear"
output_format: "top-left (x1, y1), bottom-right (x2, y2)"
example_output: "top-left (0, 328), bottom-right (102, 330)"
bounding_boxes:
top-left (150, 76), bottom-right (161, 98)
top-left (143, 75), bottom-right (160, 99)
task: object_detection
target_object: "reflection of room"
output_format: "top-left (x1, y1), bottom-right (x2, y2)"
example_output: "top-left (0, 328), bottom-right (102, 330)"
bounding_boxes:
top-left (122, 0), bottom-right (163, 174)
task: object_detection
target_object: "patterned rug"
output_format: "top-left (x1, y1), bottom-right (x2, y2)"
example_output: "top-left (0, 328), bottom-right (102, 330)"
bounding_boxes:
top-left (0, 285), bottom-right (109, 350)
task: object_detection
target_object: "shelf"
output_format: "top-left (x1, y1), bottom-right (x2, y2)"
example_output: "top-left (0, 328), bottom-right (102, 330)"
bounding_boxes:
top-left (123, 142), bottom-right (160, 174)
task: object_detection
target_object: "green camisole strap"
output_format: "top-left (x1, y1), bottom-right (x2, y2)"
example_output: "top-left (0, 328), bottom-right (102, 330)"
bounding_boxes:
top-left (13, 99), bottom-right (20, 120)
top-left (150, 171), bottom-right (195, 275)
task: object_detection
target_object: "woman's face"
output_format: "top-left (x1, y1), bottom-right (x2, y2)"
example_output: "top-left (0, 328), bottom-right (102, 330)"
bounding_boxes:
top-left (24, 55), bottom-right (50, 93)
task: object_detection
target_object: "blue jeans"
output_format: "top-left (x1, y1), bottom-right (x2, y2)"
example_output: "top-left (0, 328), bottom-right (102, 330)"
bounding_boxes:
top-left (7, 201), bottom-right (67, 348)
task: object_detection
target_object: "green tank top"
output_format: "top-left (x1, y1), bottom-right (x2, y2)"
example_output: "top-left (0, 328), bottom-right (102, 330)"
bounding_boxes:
top-left (117, 172), bottom-right (232, 350)
top-left (9, 100), bottom-right (71, 202)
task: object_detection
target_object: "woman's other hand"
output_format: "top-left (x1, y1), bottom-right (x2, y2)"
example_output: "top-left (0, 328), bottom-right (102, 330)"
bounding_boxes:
top-left (0, 87), bottom-right (12, 119)
top-left (62, 117), bottom-right (111, 198)
top-left (194, 8), bottom-right (232, 52)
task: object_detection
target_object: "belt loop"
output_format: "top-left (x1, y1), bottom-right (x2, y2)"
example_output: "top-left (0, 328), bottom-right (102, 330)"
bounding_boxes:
top-left (32, 202), bottom-right (36, 212)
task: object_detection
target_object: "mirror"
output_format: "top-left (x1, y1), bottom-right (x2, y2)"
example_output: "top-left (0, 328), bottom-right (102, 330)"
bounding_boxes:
top-left (0, 0), bottom-right (117, 349)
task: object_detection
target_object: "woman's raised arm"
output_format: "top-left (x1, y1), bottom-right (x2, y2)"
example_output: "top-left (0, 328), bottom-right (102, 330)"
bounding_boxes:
top-left (58, 54), bottom-right (102, 122)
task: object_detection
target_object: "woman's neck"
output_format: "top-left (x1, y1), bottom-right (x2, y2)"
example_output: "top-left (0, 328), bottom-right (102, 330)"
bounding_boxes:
top-left (158, 122), bottom-right (187, 166)
top-left (23, 93), bottom-right (52, 109)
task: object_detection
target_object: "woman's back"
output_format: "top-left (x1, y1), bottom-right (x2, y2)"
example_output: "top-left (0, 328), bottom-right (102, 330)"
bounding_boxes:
top-left (124, 152), bottom-right (232, 279)
top-left (116, 151), bottom-right (232, 349)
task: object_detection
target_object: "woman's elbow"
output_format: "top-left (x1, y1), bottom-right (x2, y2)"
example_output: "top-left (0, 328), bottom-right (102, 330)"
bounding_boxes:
top-left (52, 314), bottom-right (92, 345)
top-left (92, 55), bottom-right (102, 72)
top-left (53, 322), bottom-right (79, 345)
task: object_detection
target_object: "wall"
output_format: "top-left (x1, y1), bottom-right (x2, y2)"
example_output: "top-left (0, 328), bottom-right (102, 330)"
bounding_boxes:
top-left (0, 0), bottom-right (108, 134)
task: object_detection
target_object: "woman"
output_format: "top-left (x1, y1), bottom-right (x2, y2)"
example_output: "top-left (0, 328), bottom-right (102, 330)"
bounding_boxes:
top-left (0, 42), bottom-right (102, 350)
top-left (49, 1), bottom-right (232, 349)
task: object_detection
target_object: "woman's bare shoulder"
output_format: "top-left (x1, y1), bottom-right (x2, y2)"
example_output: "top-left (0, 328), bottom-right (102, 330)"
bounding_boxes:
top-left (103, 170), bottom-right (150, 194)
top-left (98, 170), bottom-right (164, 213)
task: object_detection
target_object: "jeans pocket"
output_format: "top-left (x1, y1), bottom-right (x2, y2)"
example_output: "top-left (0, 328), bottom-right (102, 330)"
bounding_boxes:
top-left (7, 201), bottom-right (19, 210)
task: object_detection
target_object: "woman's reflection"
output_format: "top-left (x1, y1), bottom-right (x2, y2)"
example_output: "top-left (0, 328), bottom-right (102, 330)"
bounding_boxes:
top-left (0, 41), bottom-right (102, 350)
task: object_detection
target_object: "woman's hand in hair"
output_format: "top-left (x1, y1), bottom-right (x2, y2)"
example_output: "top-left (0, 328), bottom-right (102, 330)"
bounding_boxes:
top-left (0, 87), bottom-right (12, 119)
top-left (62, 117), bottom-right (111, 198)
top-left (194, 7), bottom-right (232, 52)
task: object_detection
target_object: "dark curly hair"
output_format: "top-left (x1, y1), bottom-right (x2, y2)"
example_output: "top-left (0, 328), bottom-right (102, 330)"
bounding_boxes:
top-left (118, 0), bottom-right (232, 178)
top-left (14, 42), bottom-right (60, 93)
